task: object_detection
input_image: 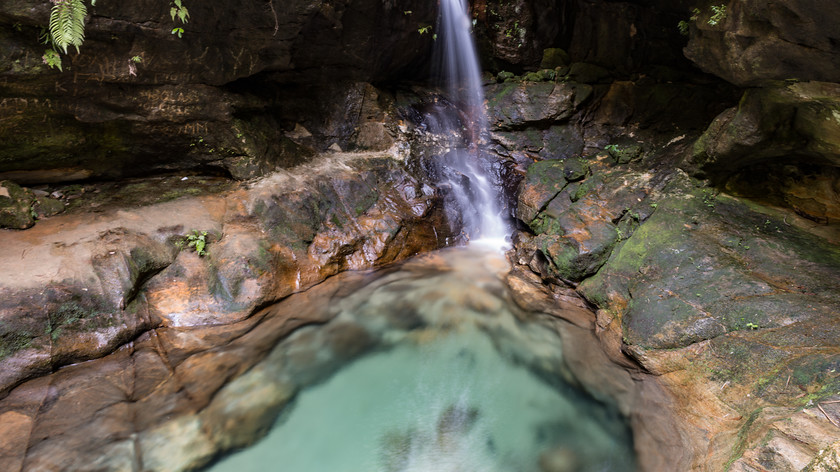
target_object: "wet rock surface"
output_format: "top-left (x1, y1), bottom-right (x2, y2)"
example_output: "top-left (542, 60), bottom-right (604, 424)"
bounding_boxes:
top-left (1, 0), bottom-right (839, 469)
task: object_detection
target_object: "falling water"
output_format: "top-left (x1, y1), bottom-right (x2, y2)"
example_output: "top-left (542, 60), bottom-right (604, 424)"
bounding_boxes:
top-left (432, 0), bottom-right (508, 242)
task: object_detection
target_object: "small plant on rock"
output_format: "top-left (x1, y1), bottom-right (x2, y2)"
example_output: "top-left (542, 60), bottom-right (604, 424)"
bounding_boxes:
top-left (708, 5), bottom-right (727, 26)
top-left (177, 230), bottom-right (209, 256)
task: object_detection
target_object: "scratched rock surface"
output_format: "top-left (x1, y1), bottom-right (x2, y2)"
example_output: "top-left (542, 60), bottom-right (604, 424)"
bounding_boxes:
top-left (0, 0), bottom-right (437, 182)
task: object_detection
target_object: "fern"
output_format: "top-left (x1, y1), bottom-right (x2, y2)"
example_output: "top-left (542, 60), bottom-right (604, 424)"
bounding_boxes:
top-left (49, 0), bottom-right (88, 54)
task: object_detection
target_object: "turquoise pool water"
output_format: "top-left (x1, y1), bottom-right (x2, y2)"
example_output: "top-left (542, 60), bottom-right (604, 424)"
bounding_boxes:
top-left (207, 245), bottom-right (635, 472)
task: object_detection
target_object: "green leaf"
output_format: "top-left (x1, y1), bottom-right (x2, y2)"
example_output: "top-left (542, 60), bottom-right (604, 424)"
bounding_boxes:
top-left (170, 7), bottom-right (177, 21)
top-left (49, 0), bottom-right (87, 54)
top-left (42, 49), bottom-right (63, 72)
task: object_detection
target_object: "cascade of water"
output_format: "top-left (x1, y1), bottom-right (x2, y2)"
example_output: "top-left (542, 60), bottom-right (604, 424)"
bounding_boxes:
top-left (433, 0), bottom-right (508, 243)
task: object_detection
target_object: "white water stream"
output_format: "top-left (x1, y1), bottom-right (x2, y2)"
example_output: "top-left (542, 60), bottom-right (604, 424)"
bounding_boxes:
top-left (433, 0), bottom-right (508, 241)
top-left (203, 5), bottom-right (636, 470)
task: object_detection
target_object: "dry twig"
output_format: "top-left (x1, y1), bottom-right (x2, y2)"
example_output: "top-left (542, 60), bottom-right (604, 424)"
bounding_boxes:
top-left (817, 403), bottom-right (840, 429)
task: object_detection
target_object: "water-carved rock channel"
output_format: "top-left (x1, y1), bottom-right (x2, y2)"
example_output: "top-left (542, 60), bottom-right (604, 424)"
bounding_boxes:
top-left (1, 242), bottom-right (682, 471)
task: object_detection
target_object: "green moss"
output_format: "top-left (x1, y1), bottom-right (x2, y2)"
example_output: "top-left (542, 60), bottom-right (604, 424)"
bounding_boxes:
top-left (724, 408), bottom-right (762, 471)
top-left (330, 213), bottom-right (345, 230)
top-left (486, 82), bottom-right (519, 104)
top-left (47, 297), bottom-right (112, 341)
top-left (353, 189), bottom-right (379, 216)
top-left (0, 328), bottom-right (36, 359)
top-left (158, 187), bottom-right (202, 202)
top-left (529, 213), bottom-right (564, 236)
top-left (249, 241), bottom-right (275, 276)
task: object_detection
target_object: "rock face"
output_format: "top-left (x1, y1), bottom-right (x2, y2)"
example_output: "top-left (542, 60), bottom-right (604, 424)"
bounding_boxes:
top-left (475, 0), bottom-right (694, 74)
top-left (0, 152), bottom-right (449, 398)
top-left (513, 145), bottom-right (840, 470)
top-left (683, 0), bottom-right (840, 86)
top-left (493, 0), bottom-right (840, 452)
top-left (0, 0), bottom-right (437, 182)
top-left (689, 82), bottom-right (840, 223)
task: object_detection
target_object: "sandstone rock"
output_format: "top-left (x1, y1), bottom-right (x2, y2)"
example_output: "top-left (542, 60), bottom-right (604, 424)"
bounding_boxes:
top-left (515, 159), bottom-right (569, 224)
top-left (491, 124), bottom-right (584, 162)
top-left (479, 0), bottom-right (544, 67)
top-left (31, 195), bottom-right (65, 219)
top-left (567, 62), bottom-right (611, 84)
top-left (0, 152), bottom-right (447, 400)
top-left (691, 83), bottom-right (840, 176)
top-left (606, 143), bottom-right (642, 164)
top-left (690, 82), bottom-right (840, 222)
top-left (200, 364), bottom-right (298, 451)
top-left (0, 0), bottom-right (438, 182)
top-left (580, 174), bottom-right (840, 351)
top-left (563, 0), bottom-right (690, 75)
top-left (515, 158), bottom-right (654, 283)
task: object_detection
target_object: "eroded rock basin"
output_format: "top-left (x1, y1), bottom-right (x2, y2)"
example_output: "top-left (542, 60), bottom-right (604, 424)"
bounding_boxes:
top-left (0, 243), bottom-right (682, 472)
top-left (208, 243), bottom-right (634, 472)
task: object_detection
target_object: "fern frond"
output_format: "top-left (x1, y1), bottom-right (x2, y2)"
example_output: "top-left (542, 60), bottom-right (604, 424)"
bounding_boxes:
top-left (49, 0), bottom-right (88, 54)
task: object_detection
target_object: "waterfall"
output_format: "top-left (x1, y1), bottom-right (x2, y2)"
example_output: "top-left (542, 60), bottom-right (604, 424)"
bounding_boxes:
top-left (432, 0), bottom-right (508, 243)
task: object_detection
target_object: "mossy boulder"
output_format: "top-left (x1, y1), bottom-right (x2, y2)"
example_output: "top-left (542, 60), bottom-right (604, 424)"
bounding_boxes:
top-left (0, 180), bottom-right (35, 229)
top-left (540, 48), bottom-right (570, 69)
top-left (515, 159), bottom-right (655, 283)
top-left (32, 195), bottom-right (65, 219)
top-left (606, 144), bottom-right (643, 164)
top-left (580, 174), bottom-right (840, 351)
top-left (515, 160), bottom-right (569, 224)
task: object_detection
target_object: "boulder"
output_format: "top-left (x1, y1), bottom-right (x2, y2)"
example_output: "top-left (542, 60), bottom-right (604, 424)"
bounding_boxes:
top-left (0, 180), bottom-right (35, 229)
top-left (485, 82), bottom-right (592, 130)
top-left (514, 158), bottom-right (654, 283)
top-left (540, 48), bottom-right (570, 69)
